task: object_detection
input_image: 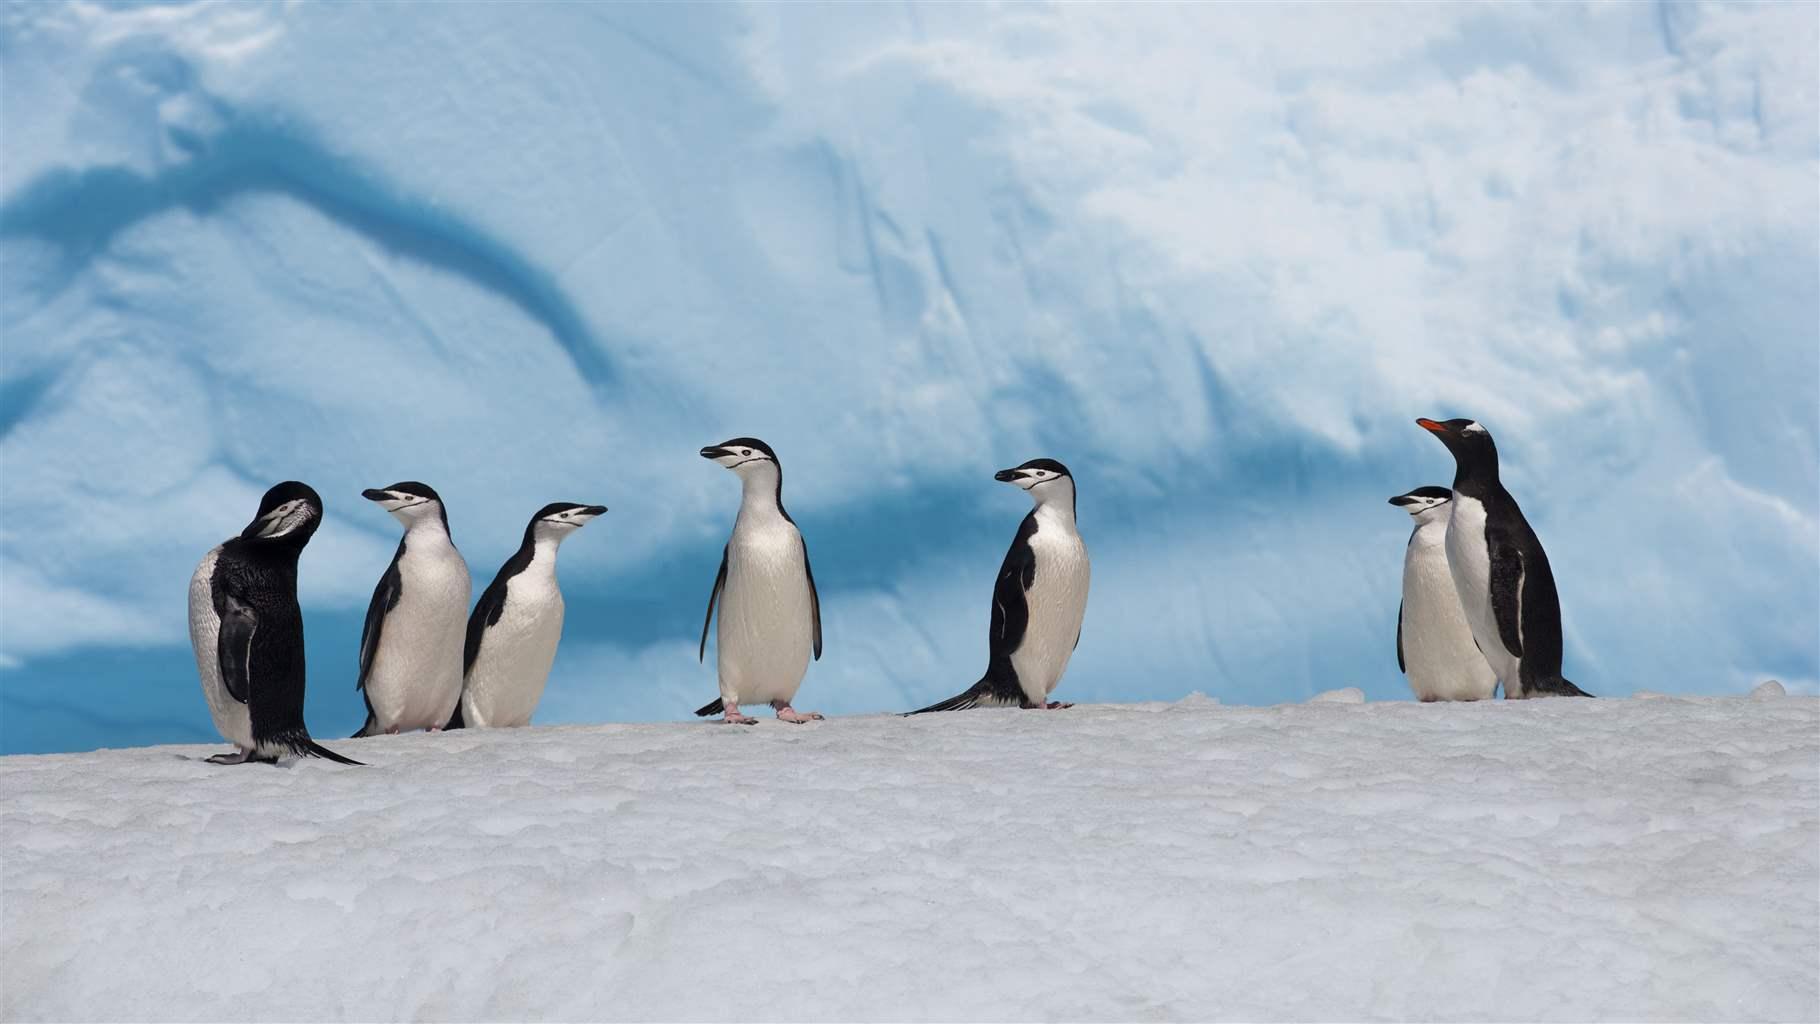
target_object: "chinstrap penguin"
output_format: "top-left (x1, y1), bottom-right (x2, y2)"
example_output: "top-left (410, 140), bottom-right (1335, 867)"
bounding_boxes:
top-left (1417, 418), bottom-right (1591, 699)
top-left (1389, 485), bottom-right (1499, 702)
top-left (448, 502), bottom-right (606, 729)
top-left (352, 482), bottom-right (473, 737)
top-left (908, 458), bottom-right (1090, 713)
top-left (187, 481), bottom-right (361, 765)
top-left (694, 438), bottom-right (823, 725)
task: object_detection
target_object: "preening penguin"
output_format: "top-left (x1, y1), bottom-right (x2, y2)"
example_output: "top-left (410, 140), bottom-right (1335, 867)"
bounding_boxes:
top-left (352, 482), bottom-right (472, 737)
top-left (1416, 418), bottom-right (1591, 699)
top-left (448, 502), bottom-right (606, 729)
top-left (694, 438), bottom-right (823, 725)
top-left (187, 481), bottom-right (361, 765)
top-left (908, 459), bottom-right (1090, 713)
top-left (1389, 485), bottom-right (1499, 702)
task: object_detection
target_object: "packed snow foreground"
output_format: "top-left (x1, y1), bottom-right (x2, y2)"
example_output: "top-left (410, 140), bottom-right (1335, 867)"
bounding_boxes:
top-left (4, 696), bottom-right (1816, 1022)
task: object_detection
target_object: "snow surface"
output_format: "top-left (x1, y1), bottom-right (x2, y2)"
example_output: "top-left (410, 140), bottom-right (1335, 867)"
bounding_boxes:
top-left (2, 2), bottom-right (1818, 754)
top-left (4, 696), bottom-right (1817, 1022)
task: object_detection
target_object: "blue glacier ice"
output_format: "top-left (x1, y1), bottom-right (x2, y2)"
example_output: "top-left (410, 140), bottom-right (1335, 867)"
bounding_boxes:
top-left (2, 1), bottom-right (1815, 753)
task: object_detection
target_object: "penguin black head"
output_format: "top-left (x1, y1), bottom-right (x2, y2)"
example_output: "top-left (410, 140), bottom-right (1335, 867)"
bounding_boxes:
top-left (533, 502), bottom-right (607, 528)
top-left (523, 501), bottom-right (606, 546)
top-left (699, 438), bottom-right (778, 471)
top-left (995, 458), bottom-right (1076, 510)
top-left (1417, 418), bottom-right (1499, 488)
top-left (1389, 485), bottom-right (1453, 522)
top-left (362, 481), bottom-right (452, 534)
top-left (241, 481), bottom-right (323, 544)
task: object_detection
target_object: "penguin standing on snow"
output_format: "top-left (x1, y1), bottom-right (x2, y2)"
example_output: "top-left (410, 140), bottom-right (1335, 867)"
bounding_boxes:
top-left (1389, 485), bottom-right (1499, 702)
top-left (448, 502), bottom-right (606, 729)
top-left (352, 482), bottom-right (472, 736)
top-left (1416, 418), bottom-right (1591, 698)
top-left (909, 459), bottom-right (1090, 713)
top-left (188, 481), bottom-right (361, 765)
top-left (695, 438), bottom-right (823, 724)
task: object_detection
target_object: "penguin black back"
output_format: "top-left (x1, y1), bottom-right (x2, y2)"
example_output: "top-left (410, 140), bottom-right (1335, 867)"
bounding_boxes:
top-left (1417, 418), bottom-right (1590, 698)
top-left (209, 482), bottom-right (363, 763)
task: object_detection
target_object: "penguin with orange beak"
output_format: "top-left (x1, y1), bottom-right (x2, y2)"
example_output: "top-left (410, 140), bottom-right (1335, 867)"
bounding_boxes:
top-left (1416, 418), bottom-right (1590, 698)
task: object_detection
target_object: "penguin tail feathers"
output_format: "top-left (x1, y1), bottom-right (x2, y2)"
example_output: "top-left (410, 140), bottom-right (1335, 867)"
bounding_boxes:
top-left (904, 684), bottom-right (986, 716)
top-left (695, 699), bottom-right (725, 717)
top-left (303, 739), bottom-right (365, 766)
top-left (350, 712), bottom-right (380, 739)
top-left (1550, 677), bottom-right (1595, 698)
top-left (445, 704), bottom-right (466, 730)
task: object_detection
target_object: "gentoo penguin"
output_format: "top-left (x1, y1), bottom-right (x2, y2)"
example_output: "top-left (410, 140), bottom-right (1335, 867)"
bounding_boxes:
top-left (351, 482), bottom-right (472, 737)
top-left (694, 438), bottom-right (823, 725)
top-left (1416, 418), bottom-right (1591, 698)
top-left (187, 481), bottom-right (361, 765)
top-left (909, 458), bottom-right (1090, 713)
top-left (1389, 485), bottom-right (1499, 702)
top-left (447, 502), bottom-right (606, 729)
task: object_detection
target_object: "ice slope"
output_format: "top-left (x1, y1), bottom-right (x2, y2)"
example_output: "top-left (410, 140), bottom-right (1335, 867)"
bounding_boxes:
top-left (2, 2), bottom-right (1817, 753)
top-left (3, 696), bottom-right (1817, 1022)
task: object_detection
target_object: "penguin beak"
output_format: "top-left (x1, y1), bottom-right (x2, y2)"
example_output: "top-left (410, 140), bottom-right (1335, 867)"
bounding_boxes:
top-left (1388, 494), bottom-right (1417, 506)
top-left (245, 504), bottom-right (294, 539)
top-left (361, 488), bottom-right (392, 502)
top-left (994, 469), bottom-right (1025, 483)
top-left (700, 446), bottom-right (730, 460)
top-left (582, 505), bottom-right (607, 517)
top-left (1416, 418), bottom-right (1451, 436)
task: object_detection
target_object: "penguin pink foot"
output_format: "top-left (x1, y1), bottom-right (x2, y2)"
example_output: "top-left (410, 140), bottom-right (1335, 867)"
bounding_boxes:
top-left (1044, 701), bottom-right (1074, 709)
top-left (721, 703), bottom-right (759, 725)
top-left (773, 702), bottom-right (824, 723)
top-left (205, 747), bottom-right (255, 765)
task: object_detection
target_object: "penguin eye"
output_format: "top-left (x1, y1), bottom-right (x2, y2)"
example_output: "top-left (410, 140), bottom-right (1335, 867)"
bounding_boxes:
top-left (742, 449), bottom-right (752, 456)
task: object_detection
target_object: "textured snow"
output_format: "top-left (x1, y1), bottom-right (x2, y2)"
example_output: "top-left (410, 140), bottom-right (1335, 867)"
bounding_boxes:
top-left (2, 2), bottom-right (1818, 754)
top-left (2, 699), bottom-right (1817, 1023)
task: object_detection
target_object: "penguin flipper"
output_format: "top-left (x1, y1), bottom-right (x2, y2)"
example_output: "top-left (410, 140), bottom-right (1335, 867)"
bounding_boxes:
top-left (695, 698), bottom-right (725, 717)
top-left (358, 541), bottom-right (405, 691)
top-left (1396, 600), bottom-right (1406, 674)
top-left (987, 514), bottom-right (1039, 662)
top-left (1488, 535), bottom-right (1526, 658)
top-left (215, 592), bottom-right (258, 705)
top-left (801, 536), bottom-right (822, 661)
top-left (699, 545), bottom-right (728, 663)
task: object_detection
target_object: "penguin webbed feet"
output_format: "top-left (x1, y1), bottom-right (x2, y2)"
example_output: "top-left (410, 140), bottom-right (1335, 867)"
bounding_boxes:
top-left (718, 701), bottom-right (759, 725)
top-left (772, 702), bottom-right (823, 724)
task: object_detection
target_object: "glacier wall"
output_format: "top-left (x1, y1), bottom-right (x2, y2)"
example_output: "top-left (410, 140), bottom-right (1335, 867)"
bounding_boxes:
top-left (2, 1), bottom-right (1815, 753)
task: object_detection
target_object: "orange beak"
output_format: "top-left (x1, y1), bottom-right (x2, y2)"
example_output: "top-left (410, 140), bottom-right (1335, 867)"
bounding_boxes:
top-left (1416, 418), bottom-right (1448, 434)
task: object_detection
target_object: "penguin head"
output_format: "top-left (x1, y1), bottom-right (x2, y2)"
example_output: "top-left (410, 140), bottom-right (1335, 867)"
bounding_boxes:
top-left (995, 458), bottom-right (1075, 507)
top-left (1417, 418), bottom-right (1498, 482)
top-left (700, 438), bottom-right (779, 479)
top-left (362, 481), bottom-right (451, 533)
top-left (241, 481), bottom-right (323, 545)
top-left (528, 502), bottom-right (607, 543)
top-left (1389, 485), bottom-right (1453, 525)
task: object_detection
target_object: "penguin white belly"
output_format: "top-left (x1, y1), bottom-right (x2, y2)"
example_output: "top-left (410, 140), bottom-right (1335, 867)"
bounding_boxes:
top-left (366, 545), bottom-right (471, 730)
top-left (717, 525), bottom-right (813, 707)
top-left (1010, 526), bottom-right (1090, 705)
top-left (1403, 525), bottom-right (1498, 701)
top-left (1443, 495), bottom-right (1521, 695)
top-left (463, 584), bottom-right (564, 729)
top-left (188, 547), bottom-right (252, 749)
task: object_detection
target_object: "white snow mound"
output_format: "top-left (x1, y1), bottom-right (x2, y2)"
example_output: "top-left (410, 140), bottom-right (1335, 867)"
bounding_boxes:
top-left (3, 699), bottom-right (1817, 1022)
top-left (1308, 687), bottom-right (1367, 704)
